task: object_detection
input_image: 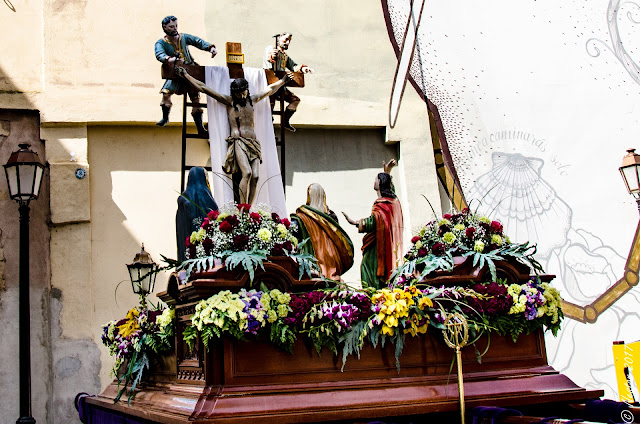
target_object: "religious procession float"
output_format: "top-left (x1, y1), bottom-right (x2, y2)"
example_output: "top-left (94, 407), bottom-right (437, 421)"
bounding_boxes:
top-left (76, 15), bottom-right (638, 424)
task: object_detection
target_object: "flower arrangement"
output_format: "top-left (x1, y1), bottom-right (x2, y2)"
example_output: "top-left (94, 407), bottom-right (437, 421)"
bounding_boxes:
top-left (396, 209), bottom-right (542, 281)
top-left (185, 202), bottom-right (297, 260)
top-left (183, 288), bottom-right (294, 351)
top-left (182, 281), bottom-right (561, 370)
top-left (179, 202), bottom-right (318, 281)
top-left (101, 305), bottom-right (174, 402)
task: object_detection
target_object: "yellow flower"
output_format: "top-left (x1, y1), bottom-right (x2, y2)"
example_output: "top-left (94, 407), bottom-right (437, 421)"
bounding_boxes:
top-left (454, 224), bottom-right (465, 231)
top-left (418, 296), bottom-right (433, 309)
top-left (117, 308), bottom-right (140, 338)
top-left (382, 325), bottom-right (395, 336)
top-left (491, 234), bottom-right (503, 246)
top-left (479, 216), bottom-right (491, 224)
top-left (414, 240), bottom-right (423, 249)
top-left (217, 212), bottom-right (229, 221)
top-left (438, 219), bottom-right (451, 227)
top-left (474, 240), bottom-right (485, 252)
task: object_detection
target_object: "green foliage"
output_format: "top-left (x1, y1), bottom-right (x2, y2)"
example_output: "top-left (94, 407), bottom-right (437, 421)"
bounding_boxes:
top-left (286, 239), bottom-right (321, 279)
top-left (302, 322), bottom-right (340, 356)
top-left (178, 255), bottom-right (218, 278)
top-left (339, 321), bottom-right (367, 371)
top-left (463, 250), bottom-right (503, 281)
top-left (183, 325), bottom-right (198, 351)
top-left (221, 249), bottom-right (269, 282)
top-left (269, 321), bottom-right (297, 354)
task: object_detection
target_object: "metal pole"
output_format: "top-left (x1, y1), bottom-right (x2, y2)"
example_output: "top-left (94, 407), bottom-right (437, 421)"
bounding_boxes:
top-left (456, 346), bottom-right (465, 424)
top-left (17, 203), bottom-right (35, 424)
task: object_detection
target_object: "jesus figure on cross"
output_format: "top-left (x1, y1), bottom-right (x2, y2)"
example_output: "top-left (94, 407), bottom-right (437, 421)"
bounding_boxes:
top-left (176, 66), bottom-right (292, 205)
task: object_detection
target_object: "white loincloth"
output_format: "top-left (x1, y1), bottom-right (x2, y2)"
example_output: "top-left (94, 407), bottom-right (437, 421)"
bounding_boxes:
top-left (205, 66), bottom-right (287, 217)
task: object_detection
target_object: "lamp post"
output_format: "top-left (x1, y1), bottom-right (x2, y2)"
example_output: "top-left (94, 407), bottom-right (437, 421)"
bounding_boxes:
top-left (4, 143), bottom-right (45, 424)
top-left (127, 244), bottom-right (158, 308)
top-left (619, 148), bottom-right (640, 214)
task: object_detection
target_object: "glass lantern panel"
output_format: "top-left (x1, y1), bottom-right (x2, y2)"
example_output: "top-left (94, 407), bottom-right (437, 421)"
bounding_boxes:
top-left (33, 166), bottom-right (44, 197)
top-left (18, 164), bottom-right (36, 200)
top-left (5, 166), bottom-right (18, 198)
top-left (623, 166), bottom-right (640, 193)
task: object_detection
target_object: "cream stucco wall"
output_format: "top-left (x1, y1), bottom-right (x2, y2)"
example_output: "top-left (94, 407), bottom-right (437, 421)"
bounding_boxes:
top-left (2, 1), bottom-right (440, 422)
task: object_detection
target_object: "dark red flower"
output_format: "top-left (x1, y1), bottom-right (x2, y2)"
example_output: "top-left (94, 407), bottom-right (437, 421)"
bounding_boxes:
top-left (238, 203), bottom-right (251, 213)
top-left (271, 212), bottom-right (281, 223)
top-left (201, 217), bottom-right (213, 231)
top-left (282, 240), bottom-right (294, 252)
top-left (249, 212), bottom-right (261, 222)
top-left (233, 234), bottom-right (249, 249)
top-left (188, 245), bottom-right (196, 258)
top-left (417, 248), bottom-right (428, 257)
top-left (219, 221), bottom-right (232, 233)
top-left (465, 227), bottom-right (476, 238)
top-left (411, 236), bottom-right (421, 244)
top-left (462, 208), bottom-right (470, 214)
top-left (207, 209), bottom-right (219, 220)
top-left (224, 215), bottom-right (239, 227)
top-left (281, 218), bottom-right (291, 229)
top-left (185, 236), bottom-right (191, 247)
top-left (490, 221), bottom-right (503, 235)
top-left (438, 225), bottom-right (451, 236)
top-left (443, 214), bottom-right (452, 220)
top-left (271, 243), bottom-right (285, 256)
top-left (479, 221), bottom-right (490, 231)
top-left (432, 242), bottom-right (446, 255)
top-left (202, 237), bottom-right (214, 255)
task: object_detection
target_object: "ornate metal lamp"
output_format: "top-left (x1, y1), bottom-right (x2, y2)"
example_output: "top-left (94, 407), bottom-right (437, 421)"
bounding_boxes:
top-left (127, 244), bottom-right (158, 308)
top-left (620, 148), bottom-right (640, 214)
top-left (4, 143), bottom-right (45, 424)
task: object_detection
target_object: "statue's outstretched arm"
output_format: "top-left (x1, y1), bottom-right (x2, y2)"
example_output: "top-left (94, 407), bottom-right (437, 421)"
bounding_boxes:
top-left (253, 71), bottom-right (293, 103)
top-left (176, 66), bottom-right (232, 107)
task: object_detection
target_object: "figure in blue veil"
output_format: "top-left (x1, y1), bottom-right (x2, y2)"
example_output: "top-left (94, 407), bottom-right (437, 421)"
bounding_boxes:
top-left (176, 167), bottom-right (219, 260)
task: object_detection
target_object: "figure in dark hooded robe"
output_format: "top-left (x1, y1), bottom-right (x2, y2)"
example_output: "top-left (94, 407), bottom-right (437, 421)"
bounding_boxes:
top-left (176, 167), bottom-right (219, 260)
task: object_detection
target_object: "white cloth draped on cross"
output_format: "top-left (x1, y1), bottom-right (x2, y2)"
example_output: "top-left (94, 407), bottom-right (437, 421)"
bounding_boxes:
top-left (205, 66), bottom-right (287, 217)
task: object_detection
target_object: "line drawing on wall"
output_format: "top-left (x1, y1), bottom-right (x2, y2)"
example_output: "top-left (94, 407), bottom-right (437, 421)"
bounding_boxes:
top-left (586, 0), bottom-right (640, 85)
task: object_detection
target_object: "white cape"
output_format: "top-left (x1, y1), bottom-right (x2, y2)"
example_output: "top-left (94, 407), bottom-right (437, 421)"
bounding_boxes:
top-left (205, 66), bottom-right (287, 216)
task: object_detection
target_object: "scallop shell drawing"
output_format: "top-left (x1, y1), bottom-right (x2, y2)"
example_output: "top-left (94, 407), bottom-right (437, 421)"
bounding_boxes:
top-left (466, 152), bottom-right (572, 258)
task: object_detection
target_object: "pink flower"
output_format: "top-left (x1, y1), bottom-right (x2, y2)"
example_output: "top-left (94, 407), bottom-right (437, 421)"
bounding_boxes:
top-left (219, 221), bottom-right (232, 233)
top-left (281, 218), bottom-right (291, 229)
top-left (207, 210), bottom-right (219, 220)
top-left (411, 236), bottom-right (421, 244)
top-left (443, 213), bottom-right (452, 220)
top-left (249, 212), bottom-right (262, 222)
top-left (490, 221), bottom-right (503, 235)
top-left (238, 203), bottom-right (251, 213)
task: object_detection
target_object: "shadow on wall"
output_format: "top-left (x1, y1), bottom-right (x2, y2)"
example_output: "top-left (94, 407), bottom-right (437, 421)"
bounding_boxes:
top-left (0, 63), bottom-right (56, 423)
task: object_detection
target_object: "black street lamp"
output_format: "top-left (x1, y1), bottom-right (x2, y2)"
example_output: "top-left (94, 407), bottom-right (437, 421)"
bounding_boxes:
top-left (4, 143), bottom-right (45, 424)
top-left (619, 148), bottom-right (640, 214)
top-left (127, 244), bottom-right (158, 309)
